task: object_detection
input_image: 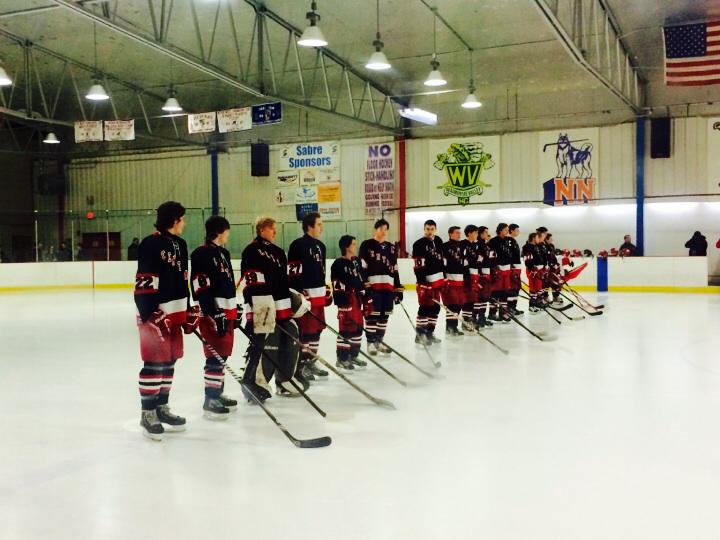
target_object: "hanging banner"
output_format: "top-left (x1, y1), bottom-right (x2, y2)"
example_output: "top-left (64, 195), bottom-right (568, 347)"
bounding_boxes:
top-left (364, 142), bottom-right (395, 214)
top-left (218, 107), bottom-right (252, 133)
top-left (74, 121), bottom-right (103, 143)
top-left (275, 170), bottom-right (299, 207)
top-left (428, 136), bottom-right (500, 206)
top-left (252, 102), bottom-right (282, 126)
top-left (188, 112), bottom-right (216, 134)
top-left (279, 141), bottom-right (340, 170)
top-left (318, 182), bottom-right (342, 219)
top-left (539, 128), bottom-right (598, 205)
top-left (104, 120), bottom-right (135, 141)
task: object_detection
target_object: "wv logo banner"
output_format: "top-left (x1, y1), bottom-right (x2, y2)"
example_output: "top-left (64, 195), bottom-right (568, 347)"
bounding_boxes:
top-left (434, 142), bottom-right (494, 205)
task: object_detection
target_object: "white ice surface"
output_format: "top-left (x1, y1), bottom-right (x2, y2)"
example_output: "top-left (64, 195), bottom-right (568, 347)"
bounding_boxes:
top-left (1, 291), bottom-right (720, 540)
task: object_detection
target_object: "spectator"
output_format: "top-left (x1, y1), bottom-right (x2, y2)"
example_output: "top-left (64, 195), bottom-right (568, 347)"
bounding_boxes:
top-left (619, 234), bottom-right (637, 256)
top-left (76, 243), bottom-right (91, 261)
top-left (56, 242), bottom-right (72, 261)
top-left (685, 231), bottom-right (708, 256)
top-left (127, 237), bottom-right (140, 261)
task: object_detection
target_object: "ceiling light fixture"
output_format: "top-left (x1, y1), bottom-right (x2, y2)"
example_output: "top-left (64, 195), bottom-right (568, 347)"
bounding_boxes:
top-left (43, 132), bottom-right (60, 144)
top-left (424, 11), bottom-right (446, 87)
top-left (162, 86), bottom-right (182, 112)
top-left (0, 63), bottom-right (12, 86)
top-left (298, 1), bottom-right (328, 47)
top-left (365, 0), bottom-right (391, 71)
top-left (398, 107), bottom-right (437, 125)
top-left (461, 49), bottom-right (482, 109)
top-left (85, 23), bottom-right (109, 101)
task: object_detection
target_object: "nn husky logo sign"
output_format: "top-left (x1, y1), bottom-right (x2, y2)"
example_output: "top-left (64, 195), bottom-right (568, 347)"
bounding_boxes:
top-left (541, 133), bottom-right (596, 206)
top-left (433, 143), bottom-right (495, 205)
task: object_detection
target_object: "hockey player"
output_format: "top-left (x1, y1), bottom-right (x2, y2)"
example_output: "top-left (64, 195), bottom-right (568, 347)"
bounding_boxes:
top-left (411, 219), bottom-right (445, 345)
top-left (543, 231), bottom-right (564, 306)
top-left (135, 201), bottom-right (190, 441)
top-left (442, 226), bottom-right (467, 337)
top-left (506, 224), bottom-right (523, 316)
top-left (522, 232), bottom-right (546, 312)
top-left (331, 235), bottom-right (367, 371)
top-left (240, 217), bottom-right (309, 401)
top-left (487, 223), bottom-right (513, 323)
top-left (190, 216), bottom-right (239, 421)
top-left (475, 226), bottom-right (494, 328)
top-left (460, 224), bottom-right (480, 333)
top-left (359, 219), bottom-right (404, 356)
top-left (288, 212), bottom-right (331, 385)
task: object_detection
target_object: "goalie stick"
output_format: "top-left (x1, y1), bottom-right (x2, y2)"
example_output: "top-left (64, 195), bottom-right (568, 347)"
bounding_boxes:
top-left (192, 331), bottom-right (331, 449)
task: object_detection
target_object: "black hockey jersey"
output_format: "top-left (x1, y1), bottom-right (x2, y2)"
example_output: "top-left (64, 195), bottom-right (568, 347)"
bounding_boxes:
top-left (288, 234), bottom-right (327, 307)
top-left (506, 236), bottom-right (521, 267)
top-left (522, 242), bottom-right (544, 270)
top-left (240, 236), bottom-right (292, 321)
top-left (331, 256), bottom-right (364, 308)
top-left (358, 238), bottom-right (403, 293)
top-left (487, 236), bottom-right (514, 269)
top-left (411, 236), bottom-right (445, 288)
top-left (461, 239), bottom-right (480, 279)
top-left (544, 242), bottom-right (559, 267)
top-left (477, 239), bottom-right (493, 277)
top-left (134, 231), bottom-right (189, 324)
top-left (190, 242), bottom-right (238, 320)
top-left (443, 239), bottom-right (467, 287)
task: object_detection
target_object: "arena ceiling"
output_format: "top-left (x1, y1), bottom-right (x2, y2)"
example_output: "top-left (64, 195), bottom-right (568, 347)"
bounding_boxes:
top-left (0, 0), bottom-right (719, 154)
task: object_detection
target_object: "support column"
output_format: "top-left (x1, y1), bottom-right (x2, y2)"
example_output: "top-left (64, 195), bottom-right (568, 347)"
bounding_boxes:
top-left (210, 150), bottom-right (219, 216)
top-left (635, 117), bottom-right (645, 256)
top-left (397, 137), bottom-right (406, 254)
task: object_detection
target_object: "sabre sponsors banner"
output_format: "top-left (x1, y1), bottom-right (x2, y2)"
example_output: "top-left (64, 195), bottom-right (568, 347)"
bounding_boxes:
top-left (280, 141), bottom-right (340, 170)
top-left (74, 121), bottom-right (103, 143)
top-left (364, 142), bottom-right (395, 214)
top-left (104, 120), bottom-right (135, 141)
top-left (539, 128), bottom-right (598, 206)
top-left (428, 137), bottom-right (500, 205)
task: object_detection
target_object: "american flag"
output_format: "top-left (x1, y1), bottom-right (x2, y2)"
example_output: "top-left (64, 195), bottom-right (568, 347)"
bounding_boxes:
top-left (664, 21), bottom-right (720, 86)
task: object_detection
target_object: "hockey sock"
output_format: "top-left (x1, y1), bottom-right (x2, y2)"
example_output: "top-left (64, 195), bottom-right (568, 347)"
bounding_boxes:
top-left (426, 314), bottom-right (438, 334)
top-left (139, 362), bottom-right (164, 410)
top-left (204, 356), bottom-right (225, 399)
top-left (156, 360), bottom-right (176, 406)
top-left (446, 306), bottom-right (460, 329)
top-left (376, 316), bottom-right (389, 341)
top-left (337, 332), bottom-right (352, 358)
top-left (365, 316), bottom-right (378, 342)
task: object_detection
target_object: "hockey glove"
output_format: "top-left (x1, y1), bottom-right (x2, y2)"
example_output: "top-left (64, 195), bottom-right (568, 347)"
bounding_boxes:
top-left (394, 289), bottom-right (404, 304)
top-left (211, 311), bottom-right (227, 336)
top-left (182, 306), bottom-right (201, 335)
top-left (324, 285), bottom-right (333, 307)
top-left (149, 309), bottom-right (172, 337)
top-left (233, 304), bottom-right (244, 329)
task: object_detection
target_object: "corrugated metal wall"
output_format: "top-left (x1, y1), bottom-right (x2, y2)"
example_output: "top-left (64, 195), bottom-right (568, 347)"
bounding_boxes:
top-left (645, 117), bottom-right (709, 197)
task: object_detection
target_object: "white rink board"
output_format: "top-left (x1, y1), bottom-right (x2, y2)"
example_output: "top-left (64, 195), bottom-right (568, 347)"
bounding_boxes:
top-left (0, 257), bottom-right (710, 290)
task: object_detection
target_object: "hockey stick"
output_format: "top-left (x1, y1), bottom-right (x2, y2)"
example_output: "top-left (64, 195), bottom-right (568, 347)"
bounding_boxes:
top-left (431, 298), bottom-right (510, 356)
top-left (273, 323), bottom-right (396, 410)
top-left (556, 289), bottom-right (603, 316)
top-left (397, 301), bottom-right (442, 368)
top-left (303, 311), bottom-right (408, 388)
top-left (563, 282), bottom-right (604, 311)
top-left (487, 297), bottom-right (556, 342)
top-left (307, 309), bottom-right (436, 381)
top-left (518, 289), bottom-right (562, 325)
top-left (234, 323), bottom-right (328, 418)
top-left (192, 331), bottom-right (331, 449)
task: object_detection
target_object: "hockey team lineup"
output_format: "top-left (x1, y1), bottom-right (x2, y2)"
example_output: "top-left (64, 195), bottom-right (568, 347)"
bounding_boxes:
top-left (135, 201), bottom-right (603, 447)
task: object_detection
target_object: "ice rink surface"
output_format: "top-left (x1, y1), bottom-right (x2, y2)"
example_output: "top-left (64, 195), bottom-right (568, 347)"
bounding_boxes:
top-left (2, 290), bottom-right (720, 539)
